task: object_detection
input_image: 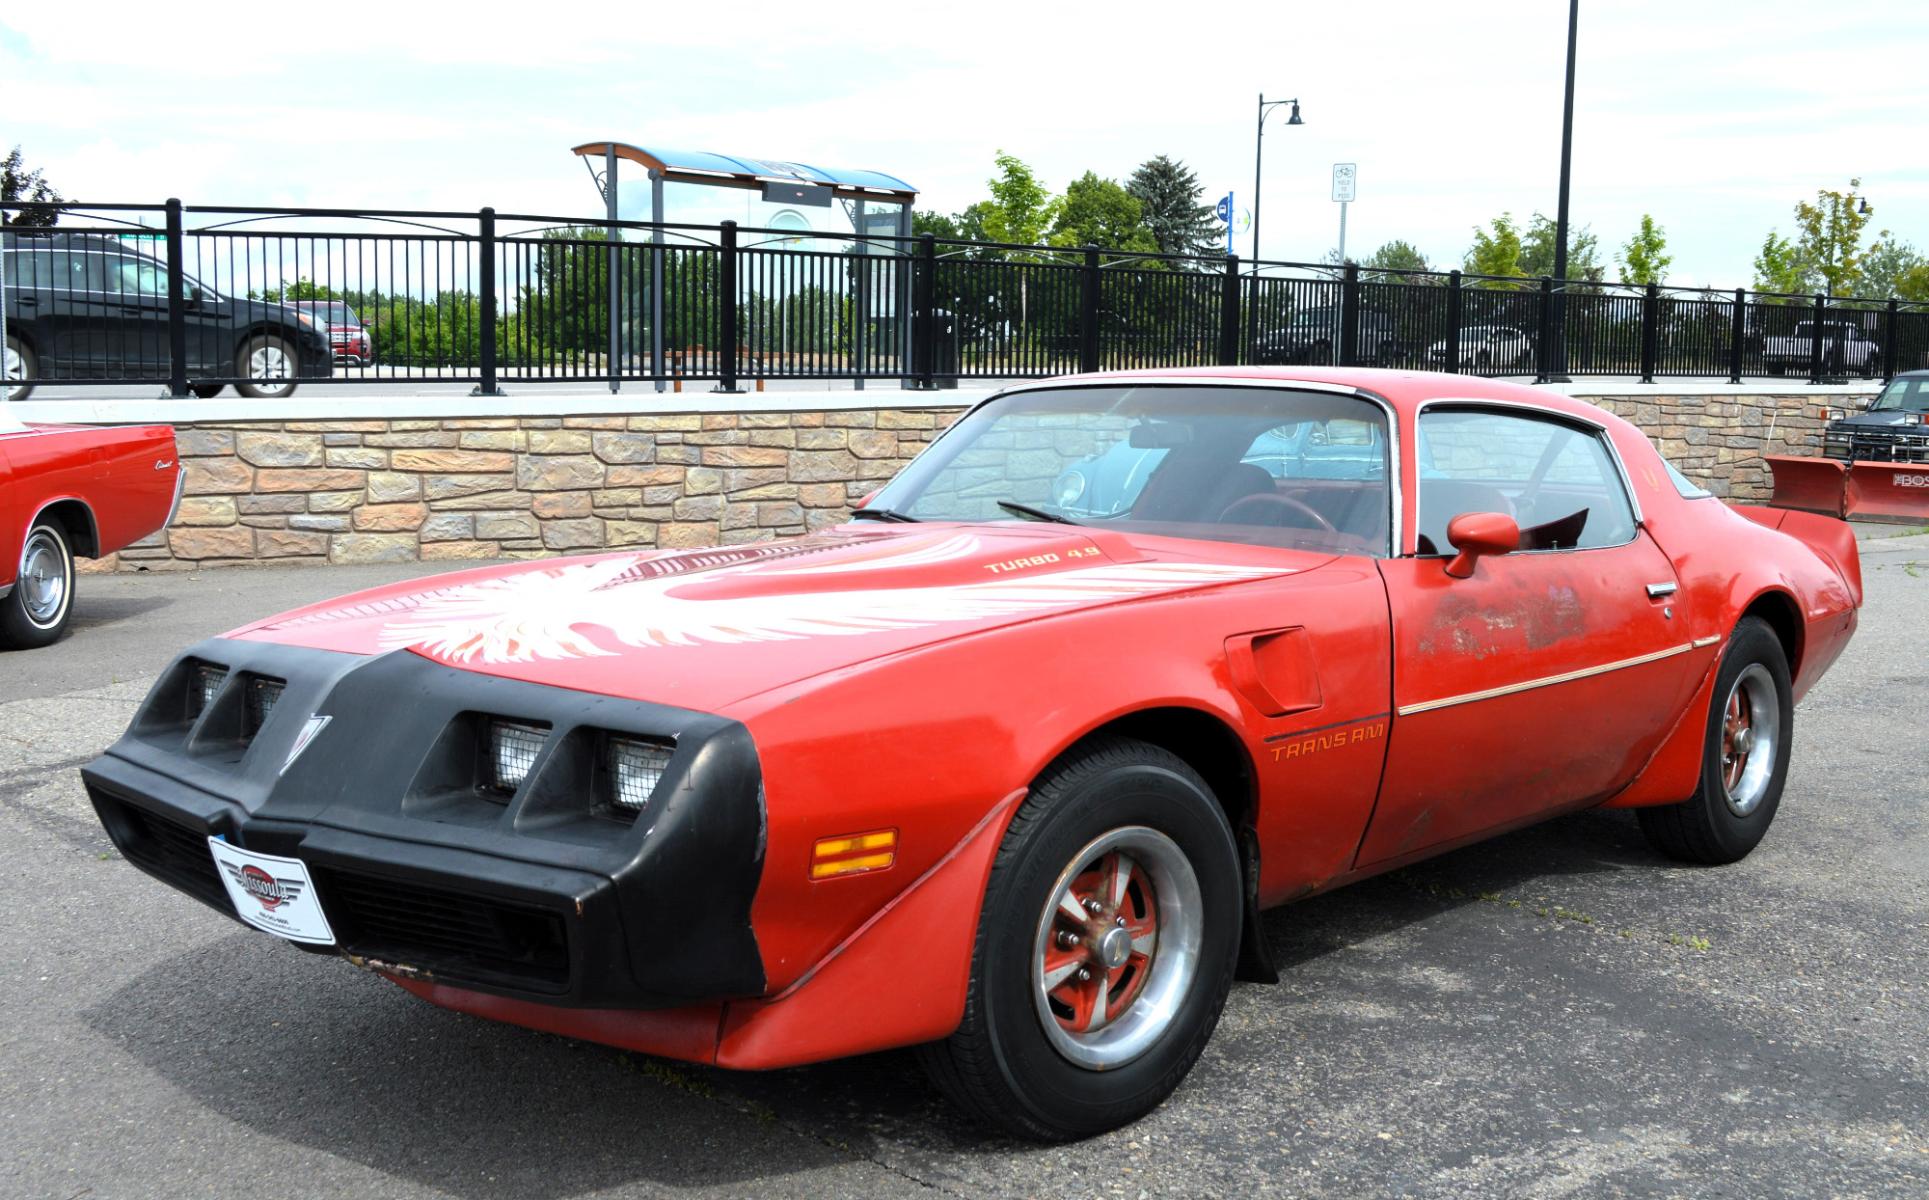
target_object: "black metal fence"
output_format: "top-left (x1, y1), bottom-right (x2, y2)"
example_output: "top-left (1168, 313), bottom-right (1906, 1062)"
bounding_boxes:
top-left (5, 198), bottom-right (1926, 397)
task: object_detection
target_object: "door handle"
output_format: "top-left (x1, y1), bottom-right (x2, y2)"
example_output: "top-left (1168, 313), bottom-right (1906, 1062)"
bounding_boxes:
top-left (1645, 581), bottom-right (1678, 599)
top-left (14, 295), bottom-right (37, 307)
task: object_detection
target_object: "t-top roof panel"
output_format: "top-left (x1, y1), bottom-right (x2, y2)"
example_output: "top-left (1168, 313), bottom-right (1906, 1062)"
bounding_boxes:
top-left (572, 142), bottom-right (916, 201)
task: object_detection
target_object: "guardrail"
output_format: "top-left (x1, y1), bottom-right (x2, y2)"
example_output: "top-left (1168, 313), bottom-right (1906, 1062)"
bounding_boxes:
top-left (6, 198), bottom-right (1927, 399)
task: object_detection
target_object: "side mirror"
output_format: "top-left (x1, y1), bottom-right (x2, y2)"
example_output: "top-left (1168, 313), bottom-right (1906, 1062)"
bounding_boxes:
top-left (1443, 512), bottom-right (1519, 579)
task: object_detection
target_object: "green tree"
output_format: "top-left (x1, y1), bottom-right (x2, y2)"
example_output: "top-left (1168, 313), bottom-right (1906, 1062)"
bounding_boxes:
top-left (1519, 213), bottom-right (1601, 281)
top-left (1617, 214), bottom-right (1672, 285)
top-left (1853, 236), bottom-right (1921, 299)
top-left (1049, 172), bottom-right (1159, 254)
top-left (1791, 178), bottom-right (1877, 297)
top-left (1896, 262), bottom-right (1929, 303)
top-left (1125, 155), bottom-right (1221, 263)
top-left (1464, 215), bottom-right (1527, 286)
top-left (1363, 240), bottom-right (1432, 275)
top-left (1, 146), bottom-right (64, 227)
top-left (980, 151), bottom-right (1060, 250)
top-left (1752, 230), bottom-right (1813, 296)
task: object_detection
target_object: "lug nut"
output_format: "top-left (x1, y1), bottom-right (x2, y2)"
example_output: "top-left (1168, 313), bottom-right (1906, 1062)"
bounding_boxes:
top-left (1084, 898), bottom-right (1103, 913)
top-left (1076, 967), bottom-right (1092, 982)
top-left (1116, 916), bottom-right (1127, 927)
top-left (1058, 931), bottom-right (1081, 948)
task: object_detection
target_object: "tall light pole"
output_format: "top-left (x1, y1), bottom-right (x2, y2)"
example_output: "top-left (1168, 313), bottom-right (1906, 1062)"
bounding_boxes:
top-left (1549, 0), bottom-right (1579, 379)
top-left (1251, 93), bottom-right (1303, 270)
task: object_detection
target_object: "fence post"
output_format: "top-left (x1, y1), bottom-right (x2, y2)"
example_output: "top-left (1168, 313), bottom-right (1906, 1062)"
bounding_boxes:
top-left (1535, 275), bottom-right (1554, 383)
top-left (163, 198), bottom-right (188, 398)
top-left (1729, 288), bottom-right (1746, 384)
top-left (1079, 245), bottom-right (1101, 374)
top-left (716, 220), bottom-right (741, 393)
top-left (1639, 282), bottom-right (1659, 384)
top-left (1884, 298), bottom-right (1900, 382)
top-left (913, 233), bottom-right (937, 390)
top-left (1340, 263), bottom-right (1361, 367)
top-left (474, 207), bottom-right (500, 397)
top-left (1445, 270), bottom-right (1463, 374)
top-left (1218, 255), bottom-right (1241, 365)
top-left (1805, 293), bottom-right (1827, 383)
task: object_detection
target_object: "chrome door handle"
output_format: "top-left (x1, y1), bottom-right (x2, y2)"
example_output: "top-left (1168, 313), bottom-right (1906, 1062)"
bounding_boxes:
top-left (1646, 581), bottom-right (1678, 599)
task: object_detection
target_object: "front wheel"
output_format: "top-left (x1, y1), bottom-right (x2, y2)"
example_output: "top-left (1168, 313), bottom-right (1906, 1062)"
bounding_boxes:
top-left (919, 736), bottom-right (1241, 1140)
top-left (1, 519), bottom-right (75, 649)
top-left (234, 335), bottom-right (300, 399)
top-left (1637, 617), bottom-right (1793, 864)
top-left (5, 335), bottom-right (34, 402)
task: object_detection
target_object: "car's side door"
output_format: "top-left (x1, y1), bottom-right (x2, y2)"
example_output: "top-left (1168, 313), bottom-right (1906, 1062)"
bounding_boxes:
top-left (1358, 404), bottom-right (1704, 867)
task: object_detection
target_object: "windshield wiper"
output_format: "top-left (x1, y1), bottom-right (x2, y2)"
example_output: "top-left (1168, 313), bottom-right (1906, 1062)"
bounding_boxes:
top-left (850, 506), bottom-right (920, 523)
top-left (996, 499), bottom-right (1082, 525)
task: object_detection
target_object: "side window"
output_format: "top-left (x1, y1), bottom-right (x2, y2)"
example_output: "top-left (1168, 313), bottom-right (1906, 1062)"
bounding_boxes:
top-left (73, 252), bottom-right (116, 293)
top-left (1416, 409), bottom-right (1637, 554)
top-left (107, 256), bottom-right (166, 299)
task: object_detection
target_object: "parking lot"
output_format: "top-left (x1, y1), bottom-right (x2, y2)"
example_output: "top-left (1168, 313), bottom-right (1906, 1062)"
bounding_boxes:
top-left (3, 530), bottom-right (1926, 1200)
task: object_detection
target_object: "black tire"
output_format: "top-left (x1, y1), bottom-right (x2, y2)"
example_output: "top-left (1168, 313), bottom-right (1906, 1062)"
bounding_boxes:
top-left (1637, 617), bottom-right (1793, 865)
top-left (1, 518), bottom-right (75, 650)
top-left (191, 383), bottom-right (226, 399)
top-left (234, 335), bottom-right (300, 399)
top-left (6, 335), bottom-right (34, 402)
top-left (918, 735), bottom-right (1241, 1141)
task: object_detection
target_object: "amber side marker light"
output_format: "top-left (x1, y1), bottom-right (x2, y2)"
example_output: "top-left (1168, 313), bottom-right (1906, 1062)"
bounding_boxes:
top-left (810, 830), bottom-right (898, 880)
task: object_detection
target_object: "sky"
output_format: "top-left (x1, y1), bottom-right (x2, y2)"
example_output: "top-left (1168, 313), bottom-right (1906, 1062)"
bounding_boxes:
top-left (4, 0), bottom-right (1928, 287)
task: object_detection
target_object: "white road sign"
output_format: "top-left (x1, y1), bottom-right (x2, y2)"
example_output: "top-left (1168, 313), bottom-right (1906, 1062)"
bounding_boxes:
top-left (1332, 163), bottom-right (1358, 203)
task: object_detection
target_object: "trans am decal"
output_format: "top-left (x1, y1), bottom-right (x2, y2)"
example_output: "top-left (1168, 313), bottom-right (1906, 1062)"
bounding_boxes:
top-left (259, 534), bottom-right (1286, 665)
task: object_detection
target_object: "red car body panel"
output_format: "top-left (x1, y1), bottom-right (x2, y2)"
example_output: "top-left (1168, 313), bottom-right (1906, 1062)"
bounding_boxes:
top-left (202, 368), bottom-right (1859, 1069)
top-left (0, 419), bottom-right (181, 589)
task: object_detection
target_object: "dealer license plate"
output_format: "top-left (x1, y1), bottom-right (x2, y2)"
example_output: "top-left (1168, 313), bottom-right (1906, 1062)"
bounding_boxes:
top-left (207, 837), bottom-right (336, 945)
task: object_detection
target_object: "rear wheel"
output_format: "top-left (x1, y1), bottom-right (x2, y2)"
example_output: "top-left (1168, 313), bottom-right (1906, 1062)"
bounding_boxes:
top-left (5, 336), bottom-right (34, 402)
top-left (918, 736), bottom-right (1241, 1140)
top-left (1, 519), bottom-right (75, 649)
top-left (234, 335), bottom-right (299, 399)
top-left (191, 383), bottom-right (225, 398)
top-left (1637, 617), bottom-right (1793, 864)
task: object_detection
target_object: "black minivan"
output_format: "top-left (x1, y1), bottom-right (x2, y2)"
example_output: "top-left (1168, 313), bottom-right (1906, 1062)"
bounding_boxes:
top-left (3, 232), bottom-right (332, 401)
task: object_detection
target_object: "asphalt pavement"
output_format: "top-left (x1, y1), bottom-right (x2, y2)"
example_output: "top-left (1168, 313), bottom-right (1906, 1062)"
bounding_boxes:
top-left (2, 532), bottom-right (1926, 1199)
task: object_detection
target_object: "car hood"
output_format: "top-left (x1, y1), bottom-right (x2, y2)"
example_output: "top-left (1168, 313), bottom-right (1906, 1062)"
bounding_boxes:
top-left (227, 523), bottom-right (1315, 712)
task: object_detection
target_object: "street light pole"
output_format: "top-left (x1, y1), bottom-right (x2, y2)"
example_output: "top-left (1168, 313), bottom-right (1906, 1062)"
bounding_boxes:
top-left (1549, 0), bottom-right (1579, 380)
top-left (1251, 93), bottom-right (1303, 270)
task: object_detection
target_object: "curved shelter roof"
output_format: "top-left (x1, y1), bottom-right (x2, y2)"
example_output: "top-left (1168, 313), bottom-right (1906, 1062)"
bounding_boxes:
top-left (571, 142), bottom-right (917, 203)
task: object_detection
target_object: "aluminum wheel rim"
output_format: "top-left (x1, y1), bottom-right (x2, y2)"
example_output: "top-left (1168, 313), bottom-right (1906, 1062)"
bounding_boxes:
top-left (1031, 826), bottom-right (1202, 1071)
top-left (1720, 663), bottom-right (1779, 816)
top-left (249, 344), bottom-right (292, 387)
top-left (18, 529), bottom-right (68, 628)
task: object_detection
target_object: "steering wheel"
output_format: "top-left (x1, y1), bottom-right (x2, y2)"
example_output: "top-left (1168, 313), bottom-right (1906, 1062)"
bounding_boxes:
top-left (1217, 492), bottom-right (1337, 533)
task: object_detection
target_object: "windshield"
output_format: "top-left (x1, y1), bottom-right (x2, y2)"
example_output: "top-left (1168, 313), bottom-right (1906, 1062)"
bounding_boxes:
top-left (870, 385), bottom-right (1392, 556)
top-left (1870, 378), bottom-right (1929, 412)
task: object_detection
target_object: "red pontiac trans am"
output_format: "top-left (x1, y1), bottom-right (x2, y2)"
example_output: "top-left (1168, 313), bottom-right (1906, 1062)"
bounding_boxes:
top-left (2, 410), bottom-right (182, 648)
top-left (81, 369), bottom-right (1860, 1139)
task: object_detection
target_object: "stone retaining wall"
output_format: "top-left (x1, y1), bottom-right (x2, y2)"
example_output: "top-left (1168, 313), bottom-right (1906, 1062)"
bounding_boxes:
top-left (98, 407), bottom-right (964, 572)
top-left (81, 388), bottom-right (1855, 573)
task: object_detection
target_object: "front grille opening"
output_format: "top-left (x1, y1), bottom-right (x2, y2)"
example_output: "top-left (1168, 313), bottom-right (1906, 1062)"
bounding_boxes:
top-left (485, 720), bottom-right (549, 796)
top-left (403, 713), bottom-right (551, 827)
top-left (315, 867), bottom-right (570, 992)
top-left (89, 789), bottom-right (226, 909)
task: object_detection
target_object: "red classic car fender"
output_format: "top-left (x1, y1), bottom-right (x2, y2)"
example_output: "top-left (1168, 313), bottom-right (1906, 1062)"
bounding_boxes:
top-left (0, 421), bottom-right (181, 585)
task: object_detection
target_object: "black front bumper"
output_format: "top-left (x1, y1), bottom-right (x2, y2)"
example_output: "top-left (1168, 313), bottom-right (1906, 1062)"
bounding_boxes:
top-left (83, 640), bottom-right (767, 1009)
top-left (1822, 423), bottom-right (1929, 464)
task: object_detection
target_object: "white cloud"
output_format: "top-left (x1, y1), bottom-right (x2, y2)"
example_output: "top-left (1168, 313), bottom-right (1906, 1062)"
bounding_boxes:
top-left (4, 0), bottom-right (1927, 286)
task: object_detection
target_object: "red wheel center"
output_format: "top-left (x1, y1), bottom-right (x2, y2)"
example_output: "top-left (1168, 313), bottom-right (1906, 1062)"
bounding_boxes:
top-left (1042, 851), bottom-right (1159, 1035)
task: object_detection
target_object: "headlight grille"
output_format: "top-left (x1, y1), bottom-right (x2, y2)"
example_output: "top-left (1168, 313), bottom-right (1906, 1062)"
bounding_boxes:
top-left (188, 663), bottom-right (228, 717)
top-left (605, 735), bottom-right (674, 813)
top-left (486, 719), bottom-right (549, 795)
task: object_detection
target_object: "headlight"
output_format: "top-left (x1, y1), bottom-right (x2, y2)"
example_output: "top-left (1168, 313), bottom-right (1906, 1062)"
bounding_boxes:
top-left (188, 663), bottom-right (228, 717)
top-left (486, 719), bottom-right (549, 794)
top-left (1054, 471), bottom-right (1087, 507)
top-left (605, 735), bottom-right (674, 812)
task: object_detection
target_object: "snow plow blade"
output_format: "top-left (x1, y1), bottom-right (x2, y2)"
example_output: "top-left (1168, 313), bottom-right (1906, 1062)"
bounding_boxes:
top-left (1764, 455), bottom-right (1850, 518)
top-left (1843, 461), bottom-right (1929, 524)
top-left (1766, 455), bottom-right (1929, 523)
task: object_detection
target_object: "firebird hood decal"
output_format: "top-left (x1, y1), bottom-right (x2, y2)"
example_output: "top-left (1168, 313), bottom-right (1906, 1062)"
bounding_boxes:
top-left (238, 527), bottom-right (1299, 706)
